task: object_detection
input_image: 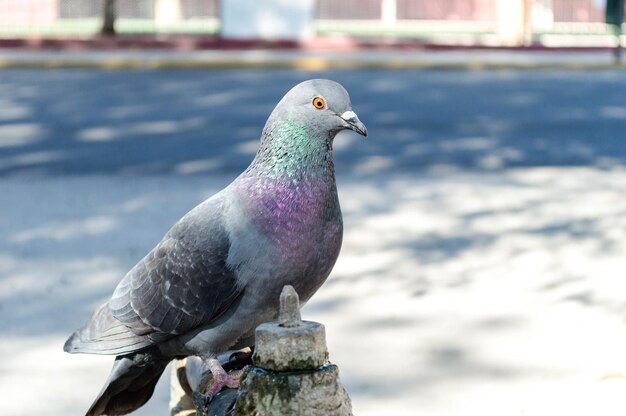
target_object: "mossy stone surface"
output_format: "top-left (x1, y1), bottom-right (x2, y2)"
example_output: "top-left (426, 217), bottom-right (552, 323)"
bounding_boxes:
top-left (235, 365), bottom-right (352, 416)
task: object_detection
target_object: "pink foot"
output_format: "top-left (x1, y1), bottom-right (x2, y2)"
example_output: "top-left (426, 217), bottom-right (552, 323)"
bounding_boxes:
top-left (205, 358), bottom-right (247, 401)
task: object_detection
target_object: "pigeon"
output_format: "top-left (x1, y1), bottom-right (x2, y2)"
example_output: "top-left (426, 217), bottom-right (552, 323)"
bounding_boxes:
top-left (64, 79), bottom-right (367, 416)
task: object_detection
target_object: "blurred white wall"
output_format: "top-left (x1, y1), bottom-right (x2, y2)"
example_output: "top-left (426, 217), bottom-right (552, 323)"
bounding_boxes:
top-left (221, 0), bottom-right (315, 40)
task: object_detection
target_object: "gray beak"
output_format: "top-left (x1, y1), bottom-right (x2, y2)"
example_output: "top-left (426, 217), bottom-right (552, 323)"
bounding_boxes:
top-left (340, 110), bottom-right (368, 137)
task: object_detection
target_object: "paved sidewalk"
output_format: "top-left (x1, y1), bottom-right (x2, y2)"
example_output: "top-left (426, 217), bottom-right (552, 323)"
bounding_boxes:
top-left (3, 169), bottom-right (626, 416)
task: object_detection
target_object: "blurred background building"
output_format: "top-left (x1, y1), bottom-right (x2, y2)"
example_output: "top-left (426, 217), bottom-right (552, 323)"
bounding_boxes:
top-left (0, 0), bottom-right (620, 47)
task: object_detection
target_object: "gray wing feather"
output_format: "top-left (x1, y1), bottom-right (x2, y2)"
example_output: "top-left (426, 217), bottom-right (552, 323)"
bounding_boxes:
top-left (67, 194), bottom-right (242, 354)
top-left (64, 303), bottom-right (155, 354)
top-left (111, 196), bottom-right (240, 337)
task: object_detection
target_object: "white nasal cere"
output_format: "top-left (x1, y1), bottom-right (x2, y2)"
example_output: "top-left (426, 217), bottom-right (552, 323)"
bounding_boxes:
top-left (340, 111), bottom-right (357, 121)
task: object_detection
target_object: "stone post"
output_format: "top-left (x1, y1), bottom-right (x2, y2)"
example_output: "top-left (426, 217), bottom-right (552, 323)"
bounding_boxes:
top-left (236, 285), bottom-right (352, 415)
top-left (170, 285), bottom-right (353, 416)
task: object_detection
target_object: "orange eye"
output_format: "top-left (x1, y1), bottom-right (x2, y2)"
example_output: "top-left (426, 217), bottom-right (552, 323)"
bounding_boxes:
top-left (312, 97), bottom-right (326, 109)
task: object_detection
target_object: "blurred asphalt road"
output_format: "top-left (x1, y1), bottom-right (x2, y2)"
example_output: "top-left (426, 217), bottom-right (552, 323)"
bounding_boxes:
top-left (2, 68), bottom-right (626, 176)
top-left (2, 68), bottom-right (626, 416)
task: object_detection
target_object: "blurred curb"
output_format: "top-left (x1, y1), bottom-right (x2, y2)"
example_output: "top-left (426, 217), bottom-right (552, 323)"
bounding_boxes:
top-left (0, 54), bottom-right (624, 70)
top-left (0, 61), bottom-right (624, 71)
top-left (0, 35), bottom-right (624, 70)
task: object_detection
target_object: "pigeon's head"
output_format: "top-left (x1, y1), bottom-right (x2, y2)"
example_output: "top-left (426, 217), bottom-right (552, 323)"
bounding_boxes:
top-left (273, 79), bottom-right (368, 140)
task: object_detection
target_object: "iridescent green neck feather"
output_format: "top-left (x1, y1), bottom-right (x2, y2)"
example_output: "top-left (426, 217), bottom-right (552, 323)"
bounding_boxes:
top-left (247, 118), bottom-right (334, 180)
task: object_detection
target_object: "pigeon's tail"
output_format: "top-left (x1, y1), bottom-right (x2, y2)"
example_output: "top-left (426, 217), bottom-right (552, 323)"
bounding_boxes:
top-left (85, 349), bottom-right (170, 416)
top-left (64, 303), bottom-right (153, 356)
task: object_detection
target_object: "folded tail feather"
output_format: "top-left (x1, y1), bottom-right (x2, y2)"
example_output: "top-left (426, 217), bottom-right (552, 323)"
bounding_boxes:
top-left (86, 349), bottom-right (170, 416)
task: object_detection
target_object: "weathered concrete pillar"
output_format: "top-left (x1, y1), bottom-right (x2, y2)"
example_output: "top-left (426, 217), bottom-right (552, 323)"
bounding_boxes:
top-left (235, 285), bottom-right (352, 415)
top-left (170, 285), bottom-right (352, 416)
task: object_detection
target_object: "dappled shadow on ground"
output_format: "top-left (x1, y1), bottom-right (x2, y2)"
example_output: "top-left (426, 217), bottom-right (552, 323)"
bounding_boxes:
top-left (303, 169), bottom-right (626, 412)
top-left (0, 176), bottom-right (227, 336)
top-left (2, 170), bottom-right (626, 414)
top-left (0, 176), bottom-right (230, 415)
top-left (1, 69), bottom-right (626, 177)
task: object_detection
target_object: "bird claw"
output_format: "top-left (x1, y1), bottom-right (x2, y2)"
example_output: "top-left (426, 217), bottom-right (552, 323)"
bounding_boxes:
top-left (204, 358), bottom-right (249, 404)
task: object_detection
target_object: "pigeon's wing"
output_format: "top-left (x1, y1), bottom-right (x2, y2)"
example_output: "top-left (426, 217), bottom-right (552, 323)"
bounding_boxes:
top-left (66, 194), bottom-right (242, 355)
top-left (111, 195), bottom-right (240, 336)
